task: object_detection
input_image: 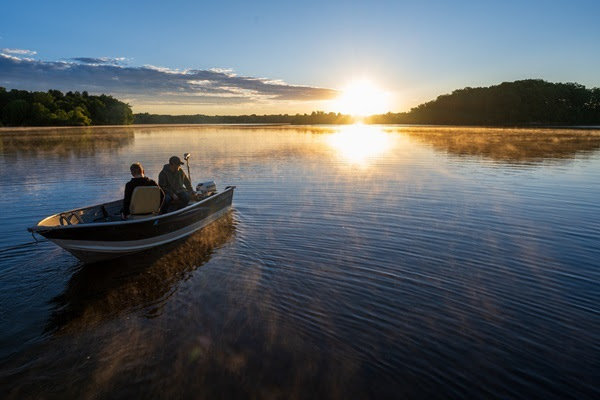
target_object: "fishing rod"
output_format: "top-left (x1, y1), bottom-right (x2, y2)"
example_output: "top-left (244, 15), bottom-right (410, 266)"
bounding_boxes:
top-left (184, 152), bottom-right (191, 183)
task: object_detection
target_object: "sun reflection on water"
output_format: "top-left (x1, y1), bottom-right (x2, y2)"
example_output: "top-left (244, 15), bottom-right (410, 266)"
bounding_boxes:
top-left (326, 124), bottom-right (393, 166)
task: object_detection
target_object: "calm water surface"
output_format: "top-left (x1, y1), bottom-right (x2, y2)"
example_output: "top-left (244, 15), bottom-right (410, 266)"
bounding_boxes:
top-left (0, 125), bottom-right (598, 399)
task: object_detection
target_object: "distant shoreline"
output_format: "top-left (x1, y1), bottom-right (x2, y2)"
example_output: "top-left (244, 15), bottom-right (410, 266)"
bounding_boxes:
top-left (0, 123), bottom-right (295, 135)
top-left (0, 123), bottom-right (291, 132)
top-left (1, 123), bottom-right (599, 135)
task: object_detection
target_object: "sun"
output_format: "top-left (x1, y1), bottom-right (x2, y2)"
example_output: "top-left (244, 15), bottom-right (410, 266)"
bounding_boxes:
top-left (334, 80), bottom-right (390, 116)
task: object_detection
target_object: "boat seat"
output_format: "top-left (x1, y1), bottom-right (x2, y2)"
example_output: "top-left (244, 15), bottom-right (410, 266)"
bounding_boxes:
top-left (129, 186), bottom-right (162, 219)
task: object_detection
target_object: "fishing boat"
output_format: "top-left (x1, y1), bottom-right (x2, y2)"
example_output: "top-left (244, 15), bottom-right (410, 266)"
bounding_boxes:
top-left (27, 182), bottom-right (235, 264)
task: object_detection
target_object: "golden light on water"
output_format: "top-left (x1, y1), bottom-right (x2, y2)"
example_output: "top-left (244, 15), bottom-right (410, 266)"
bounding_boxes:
top-left (326, 124), bottom-right (393, 166)
top-left (334, 80), bottom-right (390, 116)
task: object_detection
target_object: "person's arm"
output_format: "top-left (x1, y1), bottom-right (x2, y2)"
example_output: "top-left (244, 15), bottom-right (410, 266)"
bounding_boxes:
top-left (183, 170), bottom-right (194, 192)
top-left (122, 182), bottom-right (134, 217)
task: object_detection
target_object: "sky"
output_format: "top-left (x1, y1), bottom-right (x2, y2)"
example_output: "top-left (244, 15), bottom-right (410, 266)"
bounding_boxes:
top-left (1, 0), bottom-right (599, 115)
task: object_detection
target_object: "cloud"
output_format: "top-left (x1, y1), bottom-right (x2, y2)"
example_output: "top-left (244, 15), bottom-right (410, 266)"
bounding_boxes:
top-left (69, 57), bottom-right (128, 65)
top-left (1, 48), bottom-right (37, 56)
top-left (0, 54), bottom-right (339, 108)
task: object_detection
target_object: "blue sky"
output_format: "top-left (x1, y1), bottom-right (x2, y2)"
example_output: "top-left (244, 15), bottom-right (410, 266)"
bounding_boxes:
top-left (1, 0), bottom-right (599, 115)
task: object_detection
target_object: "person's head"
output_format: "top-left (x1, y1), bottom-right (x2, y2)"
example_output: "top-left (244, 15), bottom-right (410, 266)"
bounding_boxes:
top-left (168, 156), bottom-right (184, 172)
top-left (130, 162), bottom-right (144, 177)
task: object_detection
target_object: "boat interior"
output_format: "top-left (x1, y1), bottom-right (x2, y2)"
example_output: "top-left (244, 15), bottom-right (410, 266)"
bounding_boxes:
top-left (38, 186), bottom-right (215, 227)
top-left (38, 200), bottom-right (125, 227)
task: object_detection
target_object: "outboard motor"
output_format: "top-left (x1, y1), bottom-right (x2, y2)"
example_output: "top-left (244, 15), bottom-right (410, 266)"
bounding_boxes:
top-left (196, 180), bottom-right (217, 199)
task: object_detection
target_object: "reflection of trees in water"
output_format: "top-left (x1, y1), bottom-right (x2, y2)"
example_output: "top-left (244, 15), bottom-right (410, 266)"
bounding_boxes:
top-left (45, 214), bottom-right (236, 335)
top-left (0, 127), bottom-right (135, 157)
top-left (398, 127), bottom-right (600, 163)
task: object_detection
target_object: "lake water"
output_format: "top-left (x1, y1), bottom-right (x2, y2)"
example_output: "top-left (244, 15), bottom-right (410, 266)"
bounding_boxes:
top-left (0, 125), bottom-right (598, 399)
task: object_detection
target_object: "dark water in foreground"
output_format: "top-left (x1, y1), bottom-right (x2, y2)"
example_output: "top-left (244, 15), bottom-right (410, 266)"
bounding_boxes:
top-left (0, 125), bottom-right (598, 399)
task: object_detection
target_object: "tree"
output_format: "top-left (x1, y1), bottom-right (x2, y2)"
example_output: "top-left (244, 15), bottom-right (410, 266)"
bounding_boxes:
top-left (30, 102), bottom-right (54, 125)
top-left (68, 106), bottom-right (92, 126)
top-left (2, 99), bottom-right (30, 126)
top-left (0, 88), bottom-right (133, 126)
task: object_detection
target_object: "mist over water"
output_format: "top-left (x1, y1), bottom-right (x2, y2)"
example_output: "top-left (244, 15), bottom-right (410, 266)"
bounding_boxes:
top-left (0, 125), bottom-right (599, 399)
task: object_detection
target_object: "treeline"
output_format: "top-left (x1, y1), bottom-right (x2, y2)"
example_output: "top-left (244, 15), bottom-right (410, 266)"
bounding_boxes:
top-left (366, 80), bottom-right (600, 126)
top-left (0, 87), bottom-right (133, 127)
top-left (5, 80), bottom-right (599, 128)
top-left (134, 111), bottom-right (353, 125)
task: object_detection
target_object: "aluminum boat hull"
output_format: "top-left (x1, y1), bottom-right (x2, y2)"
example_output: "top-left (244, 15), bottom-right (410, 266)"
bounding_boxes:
top-left (28, 186), bottom-right (235, 263)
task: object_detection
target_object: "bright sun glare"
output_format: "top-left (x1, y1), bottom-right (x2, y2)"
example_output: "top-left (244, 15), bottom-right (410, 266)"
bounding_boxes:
top-left (335, 80), bottom-right (390, 116)
top-left (326, 124), bottom-right (393, 166)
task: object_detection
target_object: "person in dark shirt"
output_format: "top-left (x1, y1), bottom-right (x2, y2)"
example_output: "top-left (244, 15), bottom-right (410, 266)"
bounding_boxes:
top-left (121, 163), bottom-right (162, 219)
top-left (158, 155), bottom-right (195, 213)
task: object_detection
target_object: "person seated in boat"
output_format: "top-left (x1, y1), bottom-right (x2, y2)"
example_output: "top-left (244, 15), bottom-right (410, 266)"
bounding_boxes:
top-left (158, 155), bottom-right (195, 213)
top-left (121, 162), bottom-right (163, 220)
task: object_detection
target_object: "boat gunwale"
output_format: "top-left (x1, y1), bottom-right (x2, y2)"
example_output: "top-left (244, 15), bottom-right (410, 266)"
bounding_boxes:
top-left (28, 186), bottom-right (235, 232)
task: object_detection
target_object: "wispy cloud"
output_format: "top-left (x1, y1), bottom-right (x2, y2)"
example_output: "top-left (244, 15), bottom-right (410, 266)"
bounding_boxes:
top-left (69, 57), bottom-right (128, 65)
top-left (0, 54), bottom-right (339, 110)
top-left (1, 48), bottom-right (37, 56)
